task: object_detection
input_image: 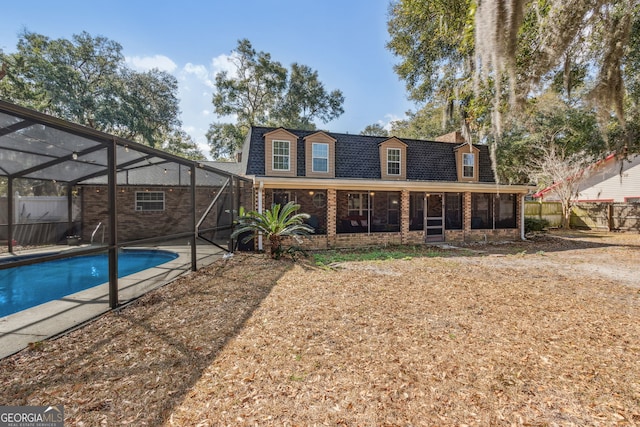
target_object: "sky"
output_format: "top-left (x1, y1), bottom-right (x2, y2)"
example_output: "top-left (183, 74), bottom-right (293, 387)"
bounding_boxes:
top-left (0, 0), bottom-right (416, 158)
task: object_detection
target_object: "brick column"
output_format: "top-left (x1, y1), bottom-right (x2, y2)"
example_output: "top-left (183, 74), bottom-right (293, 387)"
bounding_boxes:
top-left (254, 183), bottom-right (265, 213)
top-left (326, 188), bottom-right (337, 247)
top-left (400, 189), bottom-right (410, 244)
top-left (463, 192), bottom-right (472, 238)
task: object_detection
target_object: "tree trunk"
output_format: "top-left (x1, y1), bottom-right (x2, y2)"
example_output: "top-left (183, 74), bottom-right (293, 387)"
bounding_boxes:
top-left (268, 235), bottom-right (282, 259)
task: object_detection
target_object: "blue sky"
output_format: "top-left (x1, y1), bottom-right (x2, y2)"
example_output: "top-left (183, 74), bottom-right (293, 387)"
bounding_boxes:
top-left (1, 0), bottom-right (416, 157)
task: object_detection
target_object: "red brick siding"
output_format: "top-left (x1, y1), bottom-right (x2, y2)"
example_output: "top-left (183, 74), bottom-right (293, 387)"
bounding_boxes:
top-left (81, 185), bottom-right (220, 242)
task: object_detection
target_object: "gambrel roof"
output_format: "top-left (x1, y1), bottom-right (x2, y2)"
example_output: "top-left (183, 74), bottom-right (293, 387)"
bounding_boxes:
top-left (244, 126), bottom-right (495, 182)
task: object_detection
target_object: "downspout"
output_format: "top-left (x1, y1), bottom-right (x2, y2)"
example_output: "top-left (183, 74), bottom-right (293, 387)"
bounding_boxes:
top-left (520, 195), bottom-right (526, 240)
top-left (257, 180), bottom-right (264, 250)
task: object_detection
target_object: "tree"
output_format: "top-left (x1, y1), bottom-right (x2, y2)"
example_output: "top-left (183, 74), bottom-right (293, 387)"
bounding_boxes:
top-left (0, 30), bottom-right (194, 157)
top-left (271, 63), bottom-right (344, 129)
top-left (208, 39), bottom-right (345, 159)
top-left (159, 129), bottom-right (205, 160)
top-left (387, 0), bottom-right (476, 137)
top-left (360, 123), bottom-right (389, 137)
top-left (497, 91), bottom-right (605, 183)
top-left (389, 103), bottom-right (459, 140)
top-left (212, 39), bottom-right (287, 131)
top-left (107, 68), bottom-right (181, 148)
top-left (387, 0), bottom-right (640, 158)
top-left (231, 202), bottom-right (314, 259)
top-left (206, 122), bottom-right (245, 160)
top-left (527, 146), bottom-right (595, 229)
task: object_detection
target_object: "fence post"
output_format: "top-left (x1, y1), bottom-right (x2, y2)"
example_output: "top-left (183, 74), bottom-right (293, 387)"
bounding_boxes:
top-left (608, 204), bottom-right (614, 231)
top-left (538, 201), bottom-right (542, 220)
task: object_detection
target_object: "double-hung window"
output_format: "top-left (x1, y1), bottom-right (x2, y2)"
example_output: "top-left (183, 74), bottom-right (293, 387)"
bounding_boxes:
top-left (136, 191), bottom-right (165, 211)
top-left (272, 140), bottom-right (290, 171)
top-left (348, 193), bottom-right (371, 217)
top-left (387, 148), bottom-right (401, 175)
top-left (312, 142), bottom-right (329, 173)
top-left (463, 153), bottom-right (475, 178)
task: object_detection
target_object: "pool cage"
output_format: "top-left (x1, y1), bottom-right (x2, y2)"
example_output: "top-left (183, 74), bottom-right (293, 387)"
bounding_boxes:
top-left (0, 100), bottom-right (253, 311)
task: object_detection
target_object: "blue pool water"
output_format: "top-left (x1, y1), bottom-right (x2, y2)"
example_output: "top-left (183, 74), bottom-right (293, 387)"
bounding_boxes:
top-left (0, 249), bottom-right (178, 317)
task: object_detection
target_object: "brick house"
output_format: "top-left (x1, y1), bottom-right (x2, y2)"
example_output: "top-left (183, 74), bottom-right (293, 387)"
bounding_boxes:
top-left (237, 126), bottom-right (533, 249)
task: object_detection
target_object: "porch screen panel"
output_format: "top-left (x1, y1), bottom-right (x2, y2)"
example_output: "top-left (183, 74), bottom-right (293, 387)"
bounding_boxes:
top-left (409, 192), bottom-right (424, 231)
top-left (387, 193), bottom-right (400, 227)
top-left (445, 193), bottom-right (463, 230)
top-left (471, 193), bottom-right (492, 229)
top-left (496, 193), bottom-right (517, 228)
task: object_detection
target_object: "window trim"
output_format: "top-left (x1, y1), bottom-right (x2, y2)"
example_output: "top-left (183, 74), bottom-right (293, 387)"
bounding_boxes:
top-left (462, 152), bottom-right (475, 178)
top-left (387, 147), bottom-right (401, 176)
top-left (272, 139), bottom-right (291, 171)
top-left (347, 192), bottom-right (371, 217)
top-left (135, 191), bottom-right (165, 212)
top-left (311, 142), bottom-right (329, 173)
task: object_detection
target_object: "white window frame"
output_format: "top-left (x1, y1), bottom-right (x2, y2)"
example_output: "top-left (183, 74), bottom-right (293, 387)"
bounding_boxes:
top-left (387, 148), bottom-right (401, 176)
top-left (312, 142), bottom-right (329, 173)
top-left (135, 191), bottom-right (165, 212)
top-left (272, 140), bottom-right (290, 171)
top-left (463, 153), bottom-right (475, 178)
top-left (348, 192), bottom-right (371, 217)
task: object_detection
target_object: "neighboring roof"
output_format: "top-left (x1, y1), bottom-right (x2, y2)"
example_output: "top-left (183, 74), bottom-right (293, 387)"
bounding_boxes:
top-left (245, 126), bottom-right (495, 183)
top-left (203, 161), bottom-right (244, 176)
top-left (533, 152), bottom-right (640, 200)
top-left (532, 152), bottom-right (616, 198)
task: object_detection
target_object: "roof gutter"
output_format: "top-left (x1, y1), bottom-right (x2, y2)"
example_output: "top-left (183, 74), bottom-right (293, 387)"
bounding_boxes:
top-left (248, 176), bottom-right (535, 194)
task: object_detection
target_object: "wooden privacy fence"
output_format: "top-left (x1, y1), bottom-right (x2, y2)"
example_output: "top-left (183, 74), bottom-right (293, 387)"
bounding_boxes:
top-left (524, 201), bottom-right (564, 227)
top-left (525, 201), bottom-right (640, 231)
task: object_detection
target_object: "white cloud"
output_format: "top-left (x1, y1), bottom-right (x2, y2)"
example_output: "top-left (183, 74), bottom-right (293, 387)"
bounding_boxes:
top-left (122, 52), bottom-right (240, 159)
top-left (183, 63), bottom-right (213, 88)
top-left (211, 53), bottom-right (238, 77)
top-left (381, 114), bottom-right (404, 132)
top-left (125, 55), bottom-right (177, 73)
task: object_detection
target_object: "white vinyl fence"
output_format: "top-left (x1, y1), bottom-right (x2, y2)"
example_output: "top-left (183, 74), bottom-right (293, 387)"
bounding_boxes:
top-left (1, 195), bottom-right (81, 245)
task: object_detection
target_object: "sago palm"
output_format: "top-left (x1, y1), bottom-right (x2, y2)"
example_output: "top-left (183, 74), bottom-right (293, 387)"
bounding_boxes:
top-left (231, 202), bottom-right (314, 259)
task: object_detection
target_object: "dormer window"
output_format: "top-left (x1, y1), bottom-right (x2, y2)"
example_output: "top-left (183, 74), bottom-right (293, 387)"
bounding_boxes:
top-left (273, 140), bottom-right (290, 171)
top-left (379, 137), bottom-right (407, 180)
top-left (304, 131), bottom-right (336, 178)
top-left (462, 152), bottom-right (475, 178)
top-left (387, 148), bottom-right (401, 175)
top-left (312, 143), bottom-right (329, 172)
top-left (264, 128), bottom-right (298, 177)
top-left (454, 144), bottom-right (480, 182)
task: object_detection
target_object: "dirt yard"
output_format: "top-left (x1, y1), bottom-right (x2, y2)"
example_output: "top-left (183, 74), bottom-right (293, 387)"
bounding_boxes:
top-left (1, 231), bottom-right (639, 426)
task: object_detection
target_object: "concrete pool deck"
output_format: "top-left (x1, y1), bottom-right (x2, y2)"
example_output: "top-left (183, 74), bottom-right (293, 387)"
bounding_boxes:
top-left (0, 243), bottom-right (225, 359)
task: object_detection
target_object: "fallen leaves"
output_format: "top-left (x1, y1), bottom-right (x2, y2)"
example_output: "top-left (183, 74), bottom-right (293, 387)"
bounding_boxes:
top-left (1, 232), bottom-right (639, 426)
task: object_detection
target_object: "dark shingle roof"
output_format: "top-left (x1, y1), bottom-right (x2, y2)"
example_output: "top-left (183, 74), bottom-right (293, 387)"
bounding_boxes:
top-left (245, 126), bottom-right (495, 183)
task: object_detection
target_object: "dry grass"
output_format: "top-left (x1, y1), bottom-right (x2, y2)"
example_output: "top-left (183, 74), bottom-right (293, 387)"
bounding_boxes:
top-left (2, 231), bottom-right (639, 426)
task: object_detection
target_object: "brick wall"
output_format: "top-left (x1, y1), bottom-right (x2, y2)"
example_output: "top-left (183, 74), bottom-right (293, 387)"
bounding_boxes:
top-left (81, 185), bottom-right (220, 242)
top-left (248, 186), bottom-right (523, 252)
top-left (334, 232), bottom-right (403, 249)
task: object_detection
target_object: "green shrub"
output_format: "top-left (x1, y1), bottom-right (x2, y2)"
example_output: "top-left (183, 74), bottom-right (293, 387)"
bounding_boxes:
top-left (525, 217), bottom-right (550, 233)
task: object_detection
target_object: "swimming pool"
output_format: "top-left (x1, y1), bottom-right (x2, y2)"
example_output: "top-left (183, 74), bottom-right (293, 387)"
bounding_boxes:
top-left (0, 249), bottom-right (178, 317)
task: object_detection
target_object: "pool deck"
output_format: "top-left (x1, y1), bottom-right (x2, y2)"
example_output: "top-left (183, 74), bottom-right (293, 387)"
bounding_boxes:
top-left (0, 243), bottom-right (225, 359)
